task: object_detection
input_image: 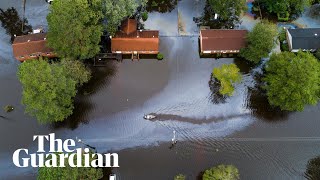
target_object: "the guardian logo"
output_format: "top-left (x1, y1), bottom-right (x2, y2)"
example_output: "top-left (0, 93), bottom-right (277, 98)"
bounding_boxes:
top-left (12, 133), bottom-right (119, 168)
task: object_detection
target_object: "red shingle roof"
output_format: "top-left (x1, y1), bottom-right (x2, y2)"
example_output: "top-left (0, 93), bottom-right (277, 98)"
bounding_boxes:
top-left (12, 33), bottom-right (54, 60)
top-left (200, 29), bottom-right (248, 52)
top-left (111, 19), bottom-right (159, 53)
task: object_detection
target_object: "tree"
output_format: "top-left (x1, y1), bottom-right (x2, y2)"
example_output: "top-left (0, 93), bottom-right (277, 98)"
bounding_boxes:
top-left (212, 64), bottom-right (242, 96)
top-left (306, 156), bottom-right (320, 180)
top-left (203, 164), bottom-right (240, 180)
top-left (18, 59), bottom-right (91, 123)
top-left (174, 174), bottom-right (186, 180)
top-left (60, 59), bottom-right (91, 86)
top-left (105, 0), bottom-right (145, 36)
top-left (47, 0), bottom-right (103, 59)
top-left (257, 0), bottom-right (311, 18)
top-left (264, 51), bottom-right (320, 111)
top-left (240, 21), bottom-right (278, 64)
top-left (208, 0), bottom-right (247, 21)
top-left (38, 153), bottom-right (103, 180)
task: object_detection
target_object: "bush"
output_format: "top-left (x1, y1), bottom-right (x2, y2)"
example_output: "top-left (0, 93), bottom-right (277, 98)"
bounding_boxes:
top-left (203, 164), bottom-right (240, 180)
top-left (4, 105), bottom-right (14, 112)
top-left (174, 174), bottom-right (186, 180)
top-left (141, 12), bottom-right (148, 21)
top-left (277, 12), bottom-right (289, 21)
top-left (212, 64), bottom-right (242, 96)
top-left (157, 53), bottom-right (164, 60)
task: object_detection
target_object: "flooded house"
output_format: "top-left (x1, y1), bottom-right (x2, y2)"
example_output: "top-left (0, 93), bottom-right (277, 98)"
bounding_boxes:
top-left (199, 29), bottom-right (248, 55)
top-left (12, 32), bottom-right (55, 62)
top-left (286, 28), bottom-right (320, 52)
top-left (111, 19), bottom-right (159, 60)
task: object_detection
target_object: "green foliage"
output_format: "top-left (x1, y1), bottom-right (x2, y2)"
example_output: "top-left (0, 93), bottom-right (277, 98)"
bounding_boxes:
top-left (306, 156), bottom-right (320, 180)
top-left (3, 105), bottom-right (14, 112)
top-left (277, 12), bottom-right (289, 21)
top-left (212, 64), bottom-right (242, 96)
top-left (279, 29), bottom-right (289, 51)
top-left (37, 153), bottom-right (103, 180)
top-left (105, 0), bottom-right (139, 36)
top-left (142, 11), bottom-right (148, 21)
top-left (47, 0), bottom-right (103, 59)
top-left (208, 0), bottom-right (247, 20)
top-left (258, 0), bottom-right (311, 17)
top-left (18, 59), bottom-right (91, 123)
top-left (315, 49), bottom-right (320, 60)
top-left (157, 53), bottom-right (164, 60)
top-left (203, 164), bottom-right (240, 180)
top-left (264, 51), bottom-right (320, 111)
top-left (60, 59), bottom-right (91, 86)
top-left (174, 174), bottom-right (186, 180)
top-left (240, 21), bottom-right (278, 64)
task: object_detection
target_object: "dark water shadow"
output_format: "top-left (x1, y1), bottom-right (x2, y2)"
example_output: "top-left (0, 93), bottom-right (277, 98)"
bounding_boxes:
top-left (79, 61), bottom-right (118, 96)
top-left (0, 7), bottom-right (32, 42)
top-left (146, 0), bottom-right (179, 13)
top-left (99, 167), bottom-right (113, 180)
top-left (196, 171), bottom-right (204, 180)
top-left (208, 75), bottom-right (227, 104)
top-left (51, 61), bottom-right (118, 130)
top-left (246, 75), bottom-right (289, 122)
top-left (233, 57), bottom-right (255, 75)
top-left (305, 155), bottom-right (320, 180)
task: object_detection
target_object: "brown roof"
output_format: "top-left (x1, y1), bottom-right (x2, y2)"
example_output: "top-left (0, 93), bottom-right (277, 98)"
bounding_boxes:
top-left (120, 19), bottom-right (138, 35)
top-left (12, 33), bottom-right (53, 57)
top-left (200, 29), bottom-right (248, 51)
top-left (111, 19), bottom-right (159, 52)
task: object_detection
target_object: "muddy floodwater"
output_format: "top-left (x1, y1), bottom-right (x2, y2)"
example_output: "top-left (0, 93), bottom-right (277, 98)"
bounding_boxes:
top-left (1, 0), bottom-right (320, 180)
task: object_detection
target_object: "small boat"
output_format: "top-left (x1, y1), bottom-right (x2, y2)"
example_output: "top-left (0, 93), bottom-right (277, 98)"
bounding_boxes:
top-left (143, 114), bottom-right (156, 120)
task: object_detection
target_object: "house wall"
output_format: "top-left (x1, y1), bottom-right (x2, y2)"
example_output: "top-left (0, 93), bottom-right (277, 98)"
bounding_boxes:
top-left (16, 52), bottom-right (56, 62)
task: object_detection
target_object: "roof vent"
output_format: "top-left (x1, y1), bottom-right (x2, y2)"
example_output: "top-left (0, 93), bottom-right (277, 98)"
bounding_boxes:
top-left (137, 35), bottom-right (139, 38)
top-left (44, 38), bottom-right (46, 40)
top-left (315, 33), bottom-right (318, 36)
top-left (139, 29), bottom-right (142, 32)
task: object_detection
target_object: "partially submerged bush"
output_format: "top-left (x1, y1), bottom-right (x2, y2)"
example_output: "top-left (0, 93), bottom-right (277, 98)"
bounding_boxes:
top-left (157, 53), bottom-right (164, 60)
top-left (141, 12), bottom-right (148, 21)
top-left (212, 64), bottom-right (242, 96)
top-left (174, 174), bottom-right (186, 180)
top-left (4, 105), bottom-right (14, 112)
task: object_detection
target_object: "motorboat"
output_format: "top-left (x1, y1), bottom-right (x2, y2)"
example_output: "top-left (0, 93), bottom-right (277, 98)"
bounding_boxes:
top-left (143, 114), bottom-right (156, 120)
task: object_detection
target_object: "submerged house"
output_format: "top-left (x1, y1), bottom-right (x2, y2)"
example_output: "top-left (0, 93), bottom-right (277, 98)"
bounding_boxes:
top-left (199, 29), bottom-right (248, 55)
top-left (286, 28), bottom-right (320, 52)
top-left (12, 33), bottom-right (55, 62)
top-left (111, 19), bottom-right (159, 60)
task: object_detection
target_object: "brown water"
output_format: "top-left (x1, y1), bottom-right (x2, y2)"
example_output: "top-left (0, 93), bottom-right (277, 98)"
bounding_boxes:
top-left (1, 0), bottom-right (320, 180)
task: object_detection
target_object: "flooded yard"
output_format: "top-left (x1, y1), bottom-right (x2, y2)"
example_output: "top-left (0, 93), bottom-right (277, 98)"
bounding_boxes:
top-left (1, 0), bottom-right (320, 179)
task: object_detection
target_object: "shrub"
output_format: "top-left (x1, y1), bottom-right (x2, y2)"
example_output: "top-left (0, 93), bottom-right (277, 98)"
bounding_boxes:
top-left (141, 12), bottom-right (148, 21)
top-left (157, 53), bottom-right (164, 60)
top-left (174, 174), bottom-right (186, 180)
top-left (203, 164), bottom-right (240, 180)
top-left (212, 64), bottom-right (242, 96)
top-left (4, 105), bottom-right (14, 112)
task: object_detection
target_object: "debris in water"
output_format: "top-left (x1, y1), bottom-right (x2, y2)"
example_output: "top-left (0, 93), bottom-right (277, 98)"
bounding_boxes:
top-left (4, 105), bottom-right (14, 112)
